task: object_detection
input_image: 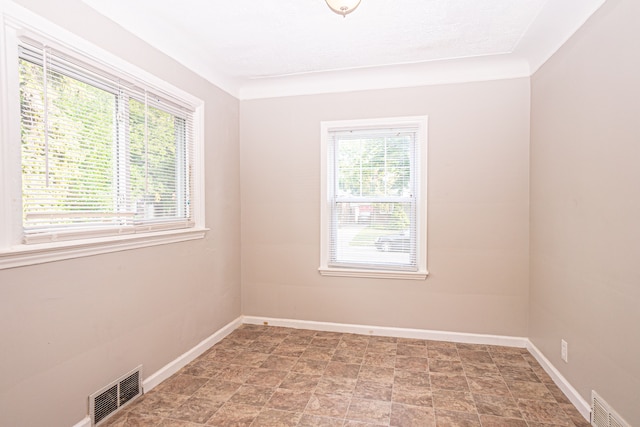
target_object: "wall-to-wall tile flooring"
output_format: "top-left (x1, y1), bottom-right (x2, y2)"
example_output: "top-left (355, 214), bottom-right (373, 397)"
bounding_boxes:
top-left (103, 324), bottom-right (589, 427)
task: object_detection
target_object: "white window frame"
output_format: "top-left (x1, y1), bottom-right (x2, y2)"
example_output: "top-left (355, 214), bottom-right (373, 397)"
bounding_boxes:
top-left (0, 2), bottom-right (207, 270)
top-left (319, 116), bottom-right (428, 280)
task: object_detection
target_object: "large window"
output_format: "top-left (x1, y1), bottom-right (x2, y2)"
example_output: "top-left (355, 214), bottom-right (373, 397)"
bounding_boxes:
top-left (320, 117), bottom-right (428, 279)
top-left (0, 6), bottom-right (205, 269)
top-left (19, 43), bottom-right (193, 242)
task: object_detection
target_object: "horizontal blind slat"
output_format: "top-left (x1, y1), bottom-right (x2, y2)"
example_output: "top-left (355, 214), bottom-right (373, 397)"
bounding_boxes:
top-left (329, 127), bottom-right (419, 271)
top-left (19, 41), bottom-right (195, 242)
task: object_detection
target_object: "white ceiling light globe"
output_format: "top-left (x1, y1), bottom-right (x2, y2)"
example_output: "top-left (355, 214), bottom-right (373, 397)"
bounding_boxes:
top-left (325, 0), bottom-right (362, 16)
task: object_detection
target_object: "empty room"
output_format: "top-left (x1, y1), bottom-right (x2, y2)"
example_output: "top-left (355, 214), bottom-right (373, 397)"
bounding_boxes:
top-left (0, 0), bottom-right (638, 426)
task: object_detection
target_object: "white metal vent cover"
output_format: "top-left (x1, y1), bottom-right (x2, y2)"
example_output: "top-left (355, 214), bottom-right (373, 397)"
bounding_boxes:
top-left (89, 365), bottom-right (143, 426)
top-left (592, 390), bottom-right (630, 427)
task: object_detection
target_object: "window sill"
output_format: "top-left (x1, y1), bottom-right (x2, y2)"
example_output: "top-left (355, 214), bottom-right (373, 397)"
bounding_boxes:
top-left (318, 267), bottom-right (428, 280)
top-left (0, 227), bottom-right (208, 270)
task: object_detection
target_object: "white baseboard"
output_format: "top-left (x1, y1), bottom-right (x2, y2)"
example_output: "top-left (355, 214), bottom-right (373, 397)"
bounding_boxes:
top-left (242, 316), bottom-right (529, 348)
top-left (72, 315), bottom-right (590, 426)
top-left (243, 316), bottom-right (590, 422)
top-left (71, 416), bottom-right (91, 427)
top-left (71, 316), bottom-right (242, 427)
top-left (526, 341), bottom-right (591, 421)
top-left (142, 316), bottom-right (243, 392)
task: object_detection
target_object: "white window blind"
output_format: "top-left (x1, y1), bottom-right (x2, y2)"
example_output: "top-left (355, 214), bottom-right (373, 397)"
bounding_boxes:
top-left (328, 126), bottom-right (420, 271)
top-left (18, 40), bottom-right (194, 243)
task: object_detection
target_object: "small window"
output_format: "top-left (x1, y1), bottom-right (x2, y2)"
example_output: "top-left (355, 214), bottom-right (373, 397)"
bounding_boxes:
top-left (0, 9), bottom-right (205, 269)
top-left (320, 117), bottom-right (428, 279)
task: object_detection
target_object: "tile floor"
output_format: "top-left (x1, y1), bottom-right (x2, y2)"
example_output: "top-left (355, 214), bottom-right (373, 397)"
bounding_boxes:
top-left (103, 324), bottom-right (590, 427)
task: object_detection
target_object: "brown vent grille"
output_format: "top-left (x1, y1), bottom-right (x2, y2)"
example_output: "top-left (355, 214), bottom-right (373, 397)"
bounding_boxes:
top-left (89, 366), bottom-right (142, 426)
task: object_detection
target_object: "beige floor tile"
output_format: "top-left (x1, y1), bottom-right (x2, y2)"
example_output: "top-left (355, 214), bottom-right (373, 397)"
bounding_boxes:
top-left (398, 338), bottom-right (428, 346)
top-left (279, 372), bottom-right (321, 392)
top-left (227, 384), bottom-right (274, 407)
top-left (492, 352), bottom-right (529, 367)
top-left (427, 347), bottom-right (459, 360)
top-left (466, 375), bottom-right (511, 397)
top-left (507, 380), bottom-right (556, 401)
top-left (214, 364), bottom-right (255, 383)
top-left (478, 414), bottom-right (528, 427)
top-left (463, 362), bottom-right (501, 377)
top-left (259, 354), bottom-right (298, 371)
top-left (390, 402), bottom-right (436, 427)
top-left (332, 349), bottom-right (366, 364)
top-left (205, 402), bottom-right (259, 426)
top-left (244, 368), bottom-right (288, 388)
top-left (324, 361), bottom-right (361, 379)
top-left (429, 359), bottom-right (465, 374)
top-left (517, 398), bottom-right (573, 426)
top-left (298, 414), bottom-right (344, 427)
top-left (435, 409), bottom-right (481, 426)
top-left (301, 345), bottom-right (335, 361)
top-left (395, 369), bottom-right (431, 387)
top-left (499, 365), bottom-right (541, 383)
top-left (367, 341), bottom-right (397, 355)
top-left (128, 391), bottom-right (189, 417)
top-left (473, 393), bottom-right (522, 418)
top-left (100, 325), bottom-right (591, 427)
top-left (346, 398), bottom-right (392, 424)
top-left (168, 396), bottom-right (223, 424)
top-left (265, 388), bottom-right (312, 412)
top-left (432, 389), bottom-right (477, 413)
top-left (363, 352), bottom-right (396, 367)
top-left (154, 374), bottom-right (208, 396)
top-left (397, 344), bottom-right (428, 358)
top-left (396, 355), bottom-right (429, 371)
top-left (353, 379), bottom-right (393, 401)
top-left (343, 421), bottom-right (387, 427)
top-left (392, 384), bottom-right (433, 407)
top-left (193, 379), bottom-right (241, 402)
top-left (310, 336), bottom-right (342, 348)
top-left (358, 365), bottom-right (395, 383)
top-left (559, 402), bottom-right (591, 427)
top-left (457, 343), bottom-right (488, 352)
top-left (103, 412), bottom-right (162, 427)
top-left (304, 393), bottom-right (351, 418)
top-left (458, 350), bottom-right (494, 364)
top-left (292, 357), bottom-right (328, 375)
top-left (272, 344), bottom-right (307, 357)
top-left (315, 375), bottom-right (358, 395)
top-left (157, 419), bottom-right (203, 427)
top-left (251, 408), bottom-right (302, 426)
top-left (430, 372), bottom-right (470, 391)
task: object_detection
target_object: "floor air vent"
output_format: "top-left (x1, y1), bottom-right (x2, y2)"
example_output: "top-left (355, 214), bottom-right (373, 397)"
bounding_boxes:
top-left (592, 391), bottom-right (630, 427)
top-left (89, 366), bottom-right (142, 426)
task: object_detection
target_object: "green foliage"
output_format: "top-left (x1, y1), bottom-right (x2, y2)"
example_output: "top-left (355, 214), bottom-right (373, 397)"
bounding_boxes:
top-left (390, 205), bottom-right (410, 230)
top-left (20, 59), bottom-right (115, 219)
top-left (337, 135), bottom-right (411, 197)
top-left (19, 57), bottom-right (182, 227)
top-left (129, 99), bottom-right (179, 218)
top-left (367, 202), bottom-right (410, 230)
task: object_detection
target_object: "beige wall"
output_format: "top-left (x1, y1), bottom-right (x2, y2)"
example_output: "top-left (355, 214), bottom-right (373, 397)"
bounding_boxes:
top-left (530, 0), bottom-right (640, 424)
top-left (240, 79), bottom-right (530, 337)
top-left (6, 0), bottom-right (637, 425)
top-left (0, 1), bottom-right (241, 426)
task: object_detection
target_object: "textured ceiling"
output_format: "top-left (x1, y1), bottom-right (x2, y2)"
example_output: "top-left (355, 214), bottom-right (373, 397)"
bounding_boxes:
top-left (82, 0), bottom-right (607, 98)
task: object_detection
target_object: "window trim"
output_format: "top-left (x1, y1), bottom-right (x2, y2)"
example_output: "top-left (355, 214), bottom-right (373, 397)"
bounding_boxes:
top-left (319, 116), bottom-right (429, 280)
top-left (0, 2), bottom-right (207, 270)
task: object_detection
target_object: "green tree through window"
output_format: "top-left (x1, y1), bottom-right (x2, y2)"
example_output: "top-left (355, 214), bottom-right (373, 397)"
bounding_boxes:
top-left (18, 44), bottom-right (192, 242)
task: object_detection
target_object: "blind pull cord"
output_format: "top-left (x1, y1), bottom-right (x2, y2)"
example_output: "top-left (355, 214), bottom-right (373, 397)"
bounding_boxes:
top-left (43, 46), bottom-right (50, 187)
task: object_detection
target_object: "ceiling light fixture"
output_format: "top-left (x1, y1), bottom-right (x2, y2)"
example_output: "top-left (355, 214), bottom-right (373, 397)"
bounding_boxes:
top-left (325, 0), bottom-right (361, 17)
